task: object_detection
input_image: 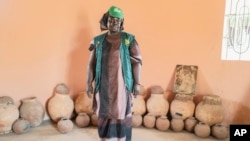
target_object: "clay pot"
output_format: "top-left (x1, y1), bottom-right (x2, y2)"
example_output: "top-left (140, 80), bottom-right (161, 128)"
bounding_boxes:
top-left (75, 92), bottom-right (93, 115)
top-left (170, 118), bottom-right (184, 132)
top-left (75, 113), bottom-right (90, 128)
top-left (170, 93), bottom-right (195, 120)
top-left (150, 85), bottom-right (164, 94)
top-left (55, 83), bottom-right (70, 94)
top-left (12, 118), bottom-right (30, 134)
top-left (0, 96), bottom-right (14, 104)
top-left (48, 89), bottom-right (74, 122)
top-left (19, 97), bottom-right (45, 127)
top-left (132, 113), bottom-right (143, 128)
top-left (90, 113), bottom-right (98, 126)
top-left (211, 124), bottom-right (229, 139)
top-left (143, 113), bottom-right (156, 128)
top-left (57, 117), bottom-right (73, 134)
top-left (156, 115), bottom-right (170, 131)
top-left (0, 99), bottom-right (19, 134)
top-left (132, 95), bottom-right (146, 115)
top-left (194, 122), bottom-right (211, 138)
top-left (195, 95), bottom-right (224, 126)
top-left (184, 116), bottom-right (198, 132)
top-left (146, 93), bottom-right (169, 117)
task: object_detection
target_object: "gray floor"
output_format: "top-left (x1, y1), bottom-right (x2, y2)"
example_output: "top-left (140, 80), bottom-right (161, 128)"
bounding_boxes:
top-left (0, 120), bottom-right (229, 141)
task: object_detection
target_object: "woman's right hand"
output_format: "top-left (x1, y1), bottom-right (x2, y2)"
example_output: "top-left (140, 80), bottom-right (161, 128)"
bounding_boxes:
top-left (86, 85), bottom-right (93, 98)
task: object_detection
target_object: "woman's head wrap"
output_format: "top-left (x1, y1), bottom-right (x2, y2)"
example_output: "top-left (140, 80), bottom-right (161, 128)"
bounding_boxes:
top-left (100, 6), bottom-right (124, 31)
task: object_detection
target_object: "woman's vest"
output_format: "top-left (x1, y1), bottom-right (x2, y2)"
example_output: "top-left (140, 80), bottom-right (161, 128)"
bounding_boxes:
top-left (93, 32), bottom-right (134, 93)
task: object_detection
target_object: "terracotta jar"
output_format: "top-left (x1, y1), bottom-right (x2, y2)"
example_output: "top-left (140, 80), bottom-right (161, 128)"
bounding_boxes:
top-left (12, 118), bottom-right (30, 134)
top-left (170, 118), bottom-right (184, 132)
top-left (211, 124), bottom-right (229, 139)
top-left (132, 113), bottom-right (143, 128)
top-left (184, 116), bottom-right (198, 132)
top-left (74, 92), bottom-right (93, 115)
top-left (150, 85), bottom-right (164, 94)
top-left (143, 113), bottom-right (156, 128)
top-left (75, 113), bottom-right (90, 128)
top-left (146, 93), bottom-right (169, 117)
top-left (0, 97), bottom-right (19, 134)
top-left (48, 84), bottom-right (74, 122)
top-left (57, 117), bottom-right (73, 134)
top-left (195, 95), bottom-right (224, 126)
top-left (19, 97), bottom-right (45, 127)
top-left (156, 115), bottom-right (170, 131)
top-left (132, 95), bottom-right (146, 115)
top-left (194, 122), bottom-right (211, 138)
top-left (90, 113), bottom-right (98, 126)
top-left (170, 93), bottom-right (195, 120)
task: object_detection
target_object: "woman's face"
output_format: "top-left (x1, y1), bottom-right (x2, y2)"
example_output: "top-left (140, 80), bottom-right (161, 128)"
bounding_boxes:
top-left (107, 16), bottom-right (123, 34)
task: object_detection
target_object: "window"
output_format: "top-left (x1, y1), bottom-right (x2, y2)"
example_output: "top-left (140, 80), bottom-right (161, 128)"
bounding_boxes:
top-left (222, 0), bottom-right (250, 60)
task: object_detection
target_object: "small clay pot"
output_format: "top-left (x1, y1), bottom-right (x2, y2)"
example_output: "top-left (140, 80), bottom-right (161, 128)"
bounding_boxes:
top-left (184, 116), bottom-right (198, 132)
top-left (57, 117), bottom-right (73, 134)
top-left (170, 118), bottom-right (184, 132)
top-left (90, 113), bottom-right (98, 126)
top-left (132, 113), bottom-right (143, 128)
top-left (12, 118), bottom-right (30, 134)
top-left (211, 124), bottom-right (229, 139)
top-left (75, 113), bottom-right (90, 128)
top-left (194, 122), bottom-right (211, 138)
top-left (143, 113), bottom-right (156, 128)
top-left (156, 116), bottom-right (170, 131)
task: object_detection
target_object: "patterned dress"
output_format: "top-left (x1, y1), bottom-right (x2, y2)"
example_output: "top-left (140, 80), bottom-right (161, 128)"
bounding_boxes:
top-left (90, 32), bottom-right (142, 141)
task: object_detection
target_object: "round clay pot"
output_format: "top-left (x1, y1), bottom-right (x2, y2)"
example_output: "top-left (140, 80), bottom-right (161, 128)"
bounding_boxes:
top-left (170, 94), bottom-right (195, 120)
top-left (132, 95), bottom-right (146, 116)
top-left (195, 95), bottom-right (224, 126)
top-left (57, 117), bottom-right (73, 134)
top-left (75, 92), bottom-right (93, 115)
top-left (143, 113), bottom-right (156, 128)
top-left (75, 113), bottom-right (90, 128)
top-left (170, 118), bottom-right (184, 132)
top-left (48, 90), bottom-right (74, 122)
top-left (194, 122), bottom-right (211, 138)
top-left (132, 113), bottom-right (143, 128)
top-left (156, 115), bottom-right (170, 131)
top-left (211, 124), bottom-right (229, 139)
top-left (146, 93), bottom-right (169, 117)
top-left (0, 100), bottom-right (19, 134)
top-left (19, 97), bottom-right (45, 127)
top-left (184, 116), bottom-right (198, 132)
top-left (12, 118), bottom-right (30, 134)
top-left (90, 113), bottom-right (98, 126)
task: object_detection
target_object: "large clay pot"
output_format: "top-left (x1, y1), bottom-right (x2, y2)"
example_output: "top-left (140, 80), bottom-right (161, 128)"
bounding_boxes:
top-left (184, 116), bottom-right (198, 132)
top-left (170, 118), bottom-right (184, 132)
top-left (194, 122), bottom-right (211, 138)
top-left (195, 95), bottom-right (224, 126)
top-left (75, 92), bottom-right (93, 115)
top-left (0, 97), bottom-right (19, 134)
top-left (19, 97), bottom-right (45, 127)
top-left (57, 117), bottom-right (73, 134)
top-left (48, 83), bottom-right (74, 122)
top-left (146, 93), bottom-right (169, 116)
top-left (156, 115), bottom-right (170, 131)
top-left (132, 95), bottom-right (146, 115)
top-left (75, 113), bottom-right (90, 128)
top-left (170, 93), bottom-right (195, 120)
top-left (211, 124), bottom-right (229, 139)
top-left (12, 118), bottom-right (30, 134)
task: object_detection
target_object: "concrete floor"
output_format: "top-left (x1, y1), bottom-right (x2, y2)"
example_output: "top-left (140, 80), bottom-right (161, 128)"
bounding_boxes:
top-left (0, 120), bottom-right (229, 141)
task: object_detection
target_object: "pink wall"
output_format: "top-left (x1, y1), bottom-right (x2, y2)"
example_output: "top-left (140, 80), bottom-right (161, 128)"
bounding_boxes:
top-left (1, 0), bottom-right (250, 124)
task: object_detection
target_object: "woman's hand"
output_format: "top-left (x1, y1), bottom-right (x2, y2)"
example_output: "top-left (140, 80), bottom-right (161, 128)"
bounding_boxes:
top-left (133, 84), bottom-right (140, 98)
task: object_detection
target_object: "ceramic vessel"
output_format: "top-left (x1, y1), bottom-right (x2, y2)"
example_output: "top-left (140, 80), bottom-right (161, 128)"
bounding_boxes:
top-left (75, 113), bottom-right (90, 128)
top-left (132, 95), bottom-right (146, 115)
top-left (170, 118), bottom-right (184, 132)
top-left (132, 113), bottom-right (143, 128)
top-left (194, 122), bottom-right (211, 138)
top-left (195, 95), bottom-right (224, 126)
top-left (57, 117), bottom-right (73, 134)
top-left (143, 113), bottom-right (156, 128)
top-left (170, 93), bottom-right (195, 120)
top-left (75, 92), bottom-right (93, 115)
top-left (0, 97), bottom-right (19, 134)
top-left (19, 97), bottom-right (45, 127)
top-left (211, 124), bottom-right (229, 139)
top-left (12, 118), bottom-right (30, 134)
top-left (184, 116), bottom-right (198, 132)
top-left (156, 115), bottom-right (170, 131)
top-left (146, 93), bottom-right (169, 117)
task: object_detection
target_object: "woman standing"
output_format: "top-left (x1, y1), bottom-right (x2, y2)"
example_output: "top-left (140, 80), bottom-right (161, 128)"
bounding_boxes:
top-left (86, 6), bottom-right (142, 141)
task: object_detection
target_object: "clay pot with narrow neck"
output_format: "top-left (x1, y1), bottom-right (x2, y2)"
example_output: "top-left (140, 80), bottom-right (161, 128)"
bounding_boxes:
top-left (19, 97), bottom-right (45, 127)
top-left (146, 93), bottom-right (169, 117)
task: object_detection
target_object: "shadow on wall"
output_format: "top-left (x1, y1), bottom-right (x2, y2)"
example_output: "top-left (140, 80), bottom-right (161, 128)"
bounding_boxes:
top-left (67, 15), bottom-right (93, 100)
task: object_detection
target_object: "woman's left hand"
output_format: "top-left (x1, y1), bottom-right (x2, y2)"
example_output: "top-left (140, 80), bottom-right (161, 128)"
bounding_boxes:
top-left (133, 84), bottom-right (140, 98)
